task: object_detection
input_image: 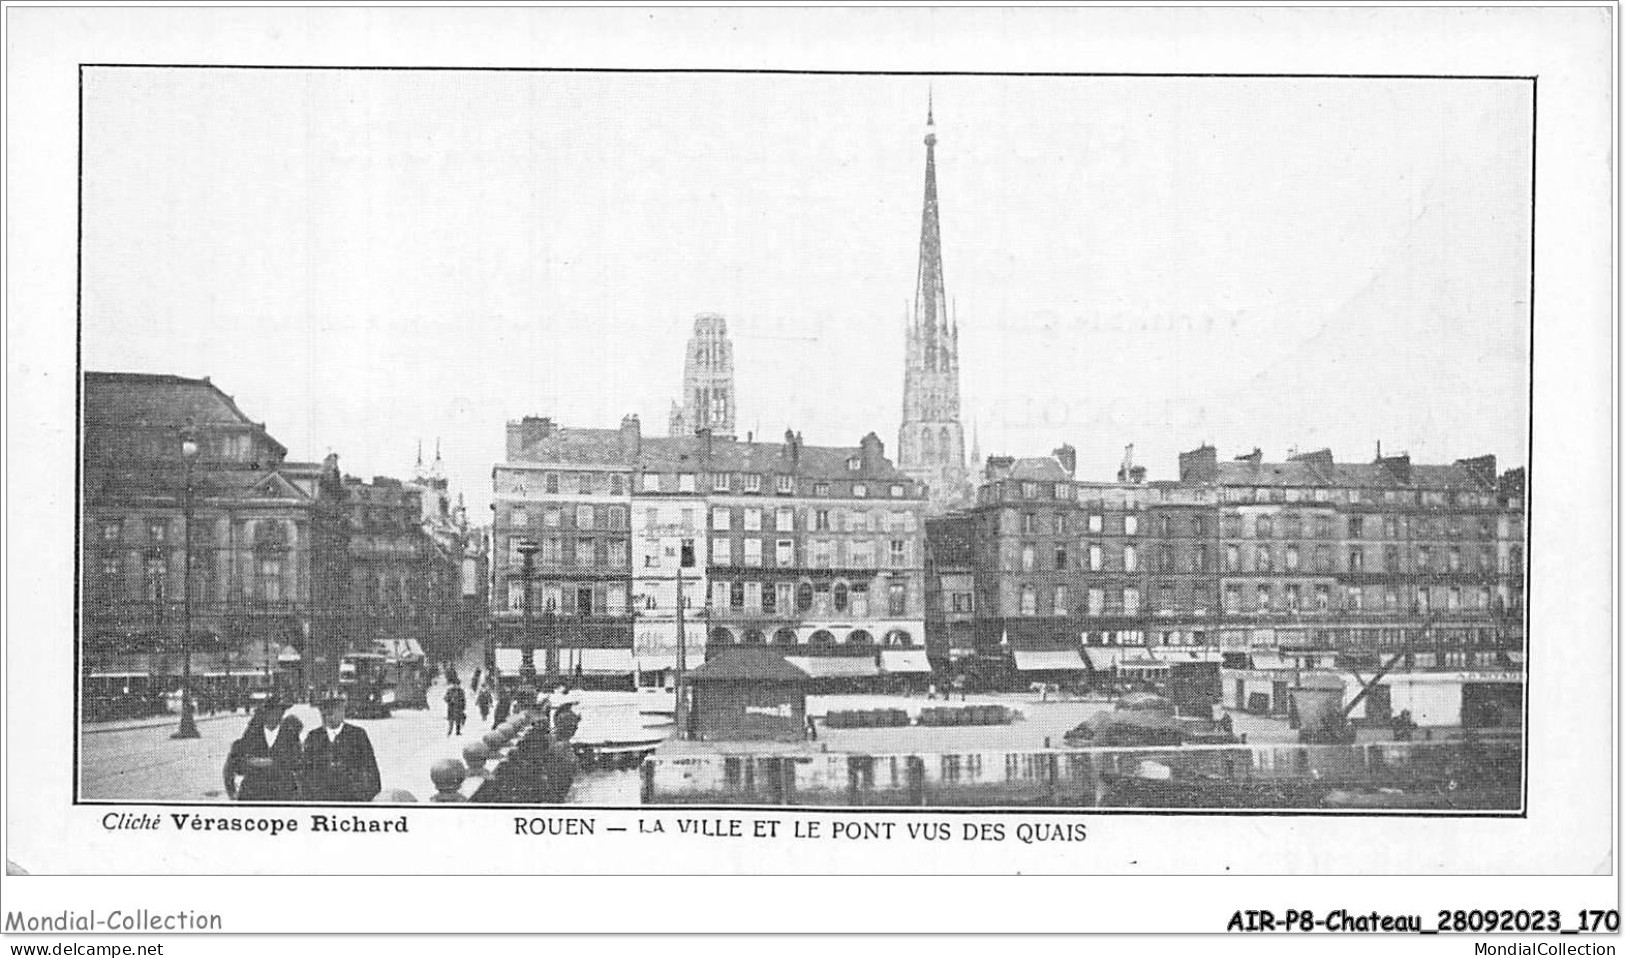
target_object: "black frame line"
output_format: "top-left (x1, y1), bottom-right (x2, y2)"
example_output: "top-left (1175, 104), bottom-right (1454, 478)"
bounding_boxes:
top-left (66, 65), bottom-right (1540, 867)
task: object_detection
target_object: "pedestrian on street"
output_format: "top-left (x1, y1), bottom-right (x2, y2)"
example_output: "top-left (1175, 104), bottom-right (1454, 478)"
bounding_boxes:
top-left (475, 684), bottom-right (493, 722)
top-left (222, 695), bottom-right (302, 801)
top-left (444, 682), bottom-right (467, 737)
top-left (805, 713), bottom-right (818, 742)
top-left (471, 667), bottom-right (482, 693)
top-left (301, 692), bottom-right (382, 803)
top-left (492, 689), bottom-right (511, 728)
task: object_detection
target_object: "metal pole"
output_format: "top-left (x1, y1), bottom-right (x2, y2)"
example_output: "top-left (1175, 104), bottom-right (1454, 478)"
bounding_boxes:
top-left (674, 557), bottom-right (687, 740)
top-left (174, 446), bottom-right (200, 739)
top-left (518, 543), bottom-right (538, 687)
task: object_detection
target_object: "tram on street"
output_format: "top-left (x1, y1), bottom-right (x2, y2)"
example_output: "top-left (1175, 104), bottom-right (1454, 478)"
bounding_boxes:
top-left (339, 652), bottom-right (397, 718)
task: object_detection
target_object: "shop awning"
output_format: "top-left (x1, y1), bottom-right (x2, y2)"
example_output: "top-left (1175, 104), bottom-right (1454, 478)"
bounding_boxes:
top-left (1169, 650), bottom-right (1225, 663)
top-left (784, 656), bottom-right (880, 679)
top-left (563, 648), bottom-right (637, 675)
top-left (634, 649), bottom-right (707, 672)
top-left (1248, 652), bottom-right (1287, 670)
top-left (1082, 647), bottom-right (1126, 671)
top-left (1013, 649), bottom-right (1088, 672)
top-left (880, 649), bottom-right (933, 674)
top-left (1506, 651), bottom-right (1525, 664)
top-left (1119, 649), bottom-right (1168, 669)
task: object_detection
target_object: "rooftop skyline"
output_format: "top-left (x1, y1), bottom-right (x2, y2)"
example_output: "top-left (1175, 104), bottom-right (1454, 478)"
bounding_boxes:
top-left (81, 70), bottom-right (1533, 517)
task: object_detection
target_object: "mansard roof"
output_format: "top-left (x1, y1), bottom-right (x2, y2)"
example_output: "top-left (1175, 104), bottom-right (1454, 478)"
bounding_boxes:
top-left (509, 426), bottom-right (911, 482)
top-left (84, 371), bottom-right (288, 458)
top-left (1213, 458), bottom-right (1489, 491)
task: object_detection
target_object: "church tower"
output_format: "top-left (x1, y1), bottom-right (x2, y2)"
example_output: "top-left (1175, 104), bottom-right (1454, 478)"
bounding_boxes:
top-left (898, 97), bottom-right (970, 510)
top-left (668, 312), bottom-right (737, 438)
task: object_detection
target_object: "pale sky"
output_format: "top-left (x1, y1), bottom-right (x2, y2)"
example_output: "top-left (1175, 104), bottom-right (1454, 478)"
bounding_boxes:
top-left (81, 69), bottom-right (1532, 517)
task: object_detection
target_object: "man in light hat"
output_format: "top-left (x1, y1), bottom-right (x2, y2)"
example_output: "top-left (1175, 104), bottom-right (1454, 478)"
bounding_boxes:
top-left (301, 691), bottom-right (381, 803)
top-left (222, 694), bottom-right (302, 801)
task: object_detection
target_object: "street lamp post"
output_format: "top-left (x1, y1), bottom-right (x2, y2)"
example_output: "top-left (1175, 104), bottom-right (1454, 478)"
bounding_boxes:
top-left (173, 425), bottom-right (201, 739)
top-left (673, 558), bottom-right (687, 741)
top-left (516, 540), bottom-right (539, 688)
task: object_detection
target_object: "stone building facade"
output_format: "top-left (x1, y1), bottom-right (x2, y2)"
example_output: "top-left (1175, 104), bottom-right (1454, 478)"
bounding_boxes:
top-left (493, 416), bottom-right (637, 682)
top-left (494, 415), bottom-right (929, 687)
top-left (943, 441), bottom-right (1526, 687)
top-left (335, 473), bottom-right (459, 666)
top-left (81, 373), bottom-right (345, 696)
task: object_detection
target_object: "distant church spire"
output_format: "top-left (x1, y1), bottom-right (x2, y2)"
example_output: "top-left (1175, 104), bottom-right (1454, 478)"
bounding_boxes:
top-left (898, 95), bottom-right (969, 512)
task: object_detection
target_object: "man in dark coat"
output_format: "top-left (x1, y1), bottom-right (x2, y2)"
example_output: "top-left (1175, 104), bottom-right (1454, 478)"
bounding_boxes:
top-left (444, 682), bottom-right (467, 736)
top-left (301, 693), bottom-right (382, 803)
top-left (222, 696), bottom-right (301, 801)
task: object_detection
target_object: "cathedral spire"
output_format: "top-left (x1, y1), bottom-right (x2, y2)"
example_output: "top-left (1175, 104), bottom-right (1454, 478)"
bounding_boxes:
top-left (899, 95), bottom-right (968, 512)
top-left (914, 94), bottom-right (948, 372)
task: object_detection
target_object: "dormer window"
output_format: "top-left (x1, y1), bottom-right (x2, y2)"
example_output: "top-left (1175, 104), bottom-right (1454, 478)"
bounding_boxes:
top-left (776, 475), bottom-right (794, 494)
top-left (713, 473), bottom-right (731, 492)
top-left (745, 474), bottom-right (762, 493)
top-left (890, 484), bottom-right (904, 498)
top-left (814, 482), bottom-right (831, 497)
top-left (853, 483), bottom-right (868, 498)
top-left (847, 457), bottom-right (860, 471)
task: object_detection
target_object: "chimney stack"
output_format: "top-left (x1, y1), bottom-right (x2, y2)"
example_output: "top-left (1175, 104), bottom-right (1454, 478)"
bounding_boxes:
top-left (784, 428), bottom-right (801, 469)
top-left (506, 416), bottom-right (556, 461)
top-left (1454, 454), bottom-right (1497, 491)
top-left (620, 414), bottom-right (642, 460)
top-left (860, 432), bottom-right (885, 473)
top-left (1178, 444), bottom-right (1218, 484)
top-left (1052, 443), bottom-right (1077, 478)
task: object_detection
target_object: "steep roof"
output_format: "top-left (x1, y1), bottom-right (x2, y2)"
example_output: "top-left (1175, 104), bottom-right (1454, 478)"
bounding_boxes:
top-left (517, 428), bottom-right (631, 468)
top-left (1214, 458), bottom-right (1484, 491)
top-left (982, 455), bottom-right (1070, 483)
top-left (84, 372), bottom-right (287, 458)
top-left (513, 428), bottom-right (911, 482)
top-left (688, 646), bottom-right (811, 682)
top-left (85, 372), bottom-right (257, 428)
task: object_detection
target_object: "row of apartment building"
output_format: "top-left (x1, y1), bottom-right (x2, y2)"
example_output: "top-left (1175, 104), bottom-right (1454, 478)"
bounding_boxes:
top-left (491, 416), bottom-right (931, 686)
top-left (490, 416), bottom-right (1526, 688)
top-left (929, 443), bottom-right (1525, 679)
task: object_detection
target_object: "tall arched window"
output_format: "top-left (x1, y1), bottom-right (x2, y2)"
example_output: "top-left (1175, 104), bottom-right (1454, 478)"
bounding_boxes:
top-left (796, 582), bottom-right (814, 613)
top-left (847, 629), bottom-right (874, 645)
top-left (709, 626), bottom-right (734, 645)
top-left (921, 428), bottom-right (936, 461)
top-left (883, 629), bottom-right (913, 647)
top-left (773, 627), bottom-right (798, 645)
top-left (939, 426), bottom-right (952, 462)
top-left (809, 629), bottom-right (836, 645)
top-left (833, 581), bottom-right (849, 612)
top-left (743, 629), bottom-right (766, 645)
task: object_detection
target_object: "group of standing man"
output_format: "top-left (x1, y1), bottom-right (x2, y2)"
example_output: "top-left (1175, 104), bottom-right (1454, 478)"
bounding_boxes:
top-left (441, 666), bottom-right (495, 737)
top-left (222, 693), bottom-right (382, 803)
